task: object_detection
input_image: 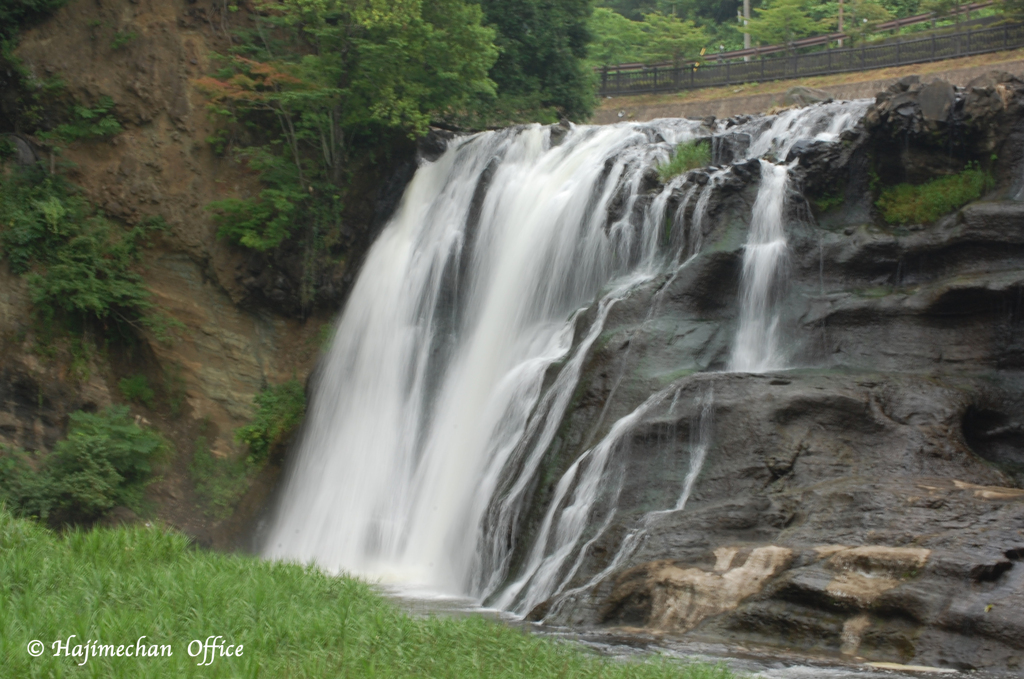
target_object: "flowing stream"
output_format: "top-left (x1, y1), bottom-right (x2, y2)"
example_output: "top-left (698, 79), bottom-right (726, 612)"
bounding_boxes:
top-left (263, 101), bottom-right (871, 613)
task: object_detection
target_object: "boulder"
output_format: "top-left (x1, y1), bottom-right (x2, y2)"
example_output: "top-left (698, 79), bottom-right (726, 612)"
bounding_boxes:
top-left (781, 86), bottom-right (833, 107)
top-left (917, 79), bottom-right (955, 122)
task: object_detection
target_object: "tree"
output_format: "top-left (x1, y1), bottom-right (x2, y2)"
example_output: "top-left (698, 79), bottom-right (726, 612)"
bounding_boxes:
top-left (1002, 0), bottom-right (1024, 19)
top-left (477, 0), bottom-right (596, 122)
top-left (198, 0), bottom-right (498, 256)
top-left (588, 7), bottom-right (647, 66)
top-left (743, 0), bottom-right (821, 45)
top-left (922, 0), bottom-right (964, 26)
top-left (641, 12), bottom-right (708, 68)
top-left (843, 0), bottom-right (893, 43)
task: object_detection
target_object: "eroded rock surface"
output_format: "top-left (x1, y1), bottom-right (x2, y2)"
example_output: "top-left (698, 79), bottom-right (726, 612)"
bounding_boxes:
top-left (508, 73), bottom-right (1024, 672)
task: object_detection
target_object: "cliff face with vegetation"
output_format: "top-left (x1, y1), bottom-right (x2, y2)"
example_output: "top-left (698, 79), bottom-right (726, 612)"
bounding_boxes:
top-left (0, 0), bottom-right (403, 545)
top-left (0, 0), bottom-right (594, 545)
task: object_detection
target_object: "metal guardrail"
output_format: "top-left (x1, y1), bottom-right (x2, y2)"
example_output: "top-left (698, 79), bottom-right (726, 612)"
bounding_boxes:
top-left (599, 21), bottom-right (1024, 96)
top-left (599, 2), bottom-right (993, 71)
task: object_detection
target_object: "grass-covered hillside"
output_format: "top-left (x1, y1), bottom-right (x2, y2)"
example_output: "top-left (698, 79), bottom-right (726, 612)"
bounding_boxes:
top-left (0, 508), bottom-right (733, 678)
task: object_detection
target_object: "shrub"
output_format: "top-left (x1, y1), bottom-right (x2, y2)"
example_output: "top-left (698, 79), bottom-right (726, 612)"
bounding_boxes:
top-left (110, 31), bottom-right (136, 50)
top-left (207, 187), bottom-right (305, 252)
top-left (657, 139), bottom-right (711, 182)
top-left (0, 406), bottom-right (169, 524)
top-left (0, 167), bottom-right (176, 340)
top-left (234, 379), bottom-right (306, 462)
top-left (876, 164), bottom-right (995, 225)
top-left (39, 95), bottom-right (122, 144)
top-left (118, 374), bottom-right (155, 408)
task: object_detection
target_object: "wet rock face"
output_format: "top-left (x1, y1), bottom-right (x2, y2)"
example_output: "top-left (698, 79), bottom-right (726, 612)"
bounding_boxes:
top-left (515, 74), bottom-right (1024, 671)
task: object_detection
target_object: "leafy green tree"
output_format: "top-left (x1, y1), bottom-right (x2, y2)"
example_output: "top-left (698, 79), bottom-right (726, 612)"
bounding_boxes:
top-left (842, 0), bottom-right (893, 43)
top-left (744, 0), bottom-right (821, 45)
top-left (922, 0), bottom-right (966, 25)
top-left (641, 11), bottom-right (708, 68)
top-left (1002, 0), bottom-right (1024, 19)
top-left (198, 0), bottom-right (498, 296)
top-left (880, 0), bottom-right (922, 18)
top-left (589, 7), bottom-right (647, 65)
top-left (0, 167), bottom-right (173, 340)
top-left (476, 0), bottom-right (595, 123)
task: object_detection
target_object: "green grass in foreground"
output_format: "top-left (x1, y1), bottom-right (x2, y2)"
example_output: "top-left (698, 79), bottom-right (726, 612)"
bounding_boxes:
top-left (657, 140), bottom-right (711, 182)
top-left (0, 508), bottom-right (734, 678)
top-left (876, 165), bottom-right (994, 225)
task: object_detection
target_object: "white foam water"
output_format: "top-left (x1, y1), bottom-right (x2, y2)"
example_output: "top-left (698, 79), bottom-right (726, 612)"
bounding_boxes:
top-left (730, 161), bottom-right (792, 372)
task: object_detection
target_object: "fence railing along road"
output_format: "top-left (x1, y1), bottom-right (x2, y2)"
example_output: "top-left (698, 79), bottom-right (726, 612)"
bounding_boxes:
top-left (599, 22), bottom-right (1024, 96)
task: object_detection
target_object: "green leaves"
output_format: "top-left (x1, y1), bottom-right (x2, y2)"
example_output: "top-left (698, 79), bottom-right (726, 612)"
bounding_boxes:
top-left (40, 95), bottom-right (122, 144)
top-left (588, 8), bottom-right (707, 68)
top-left (0, 168), bottom-right (171, 340)
top-left (0, 406), bottom-right (169, 524)
top-left (0, 0), bottom-right (68, 40)
top-left (208, 187), bottom-right (305, 252)
top-left (476, 0), bottom-right (595, 123)
top-left (588, 7), bottom-right (647, 66)
top-left (744, 0), bottom-right (823, 46)
top-left (640, 11), bottom-right (707, 68)
top-left (234, 379), bottom-right (306, 463)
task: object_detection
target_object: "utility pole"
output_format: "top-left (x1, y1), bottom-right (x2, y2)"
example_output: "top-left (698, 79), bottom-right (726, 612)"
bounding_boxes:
top-left (838, 0), bottom-right (844, 48)
top-left (743, 0), bottom-right (750, 61)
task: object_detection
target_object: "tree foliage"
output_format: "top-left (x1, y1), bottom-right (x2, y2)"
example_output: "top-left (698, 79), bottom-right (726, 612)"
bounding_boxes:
top-left (589, 8), bottom-right (707, 67)
top-left (234, 379), bottom-right (307, 463)
top-left (475, 0), bottom-right (595, 123)
top-left (0, 166), bottom-right (173, 340)
top-left (744, 0), bottom-right (822, 45)
top-left (0, 406), bottom-right (169, 524)
top-left (641, 11), bottom-right (708, 68)
top-left (589, 7), bottom-right (647, 66)
top-left (197, 0), bottom-right (497, 277)
top-left (0, 0), bottom-right (67, 40)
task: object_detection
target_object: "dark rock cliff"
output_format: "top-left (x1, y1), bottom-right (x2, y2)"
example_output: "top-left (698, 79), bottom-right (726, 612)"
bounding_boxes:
top-left (519, 74), bottom-right (1024, 672)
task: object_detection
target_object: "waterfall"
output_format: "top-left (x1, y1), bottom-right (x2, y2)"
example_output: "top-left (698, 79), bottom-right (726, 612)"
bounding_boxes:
top-left (264, 101), bottom-right (870, 609)
top-left (263, 120), bottom-right (702, 593)
top-left (729, 161), bottom-right (791, 372)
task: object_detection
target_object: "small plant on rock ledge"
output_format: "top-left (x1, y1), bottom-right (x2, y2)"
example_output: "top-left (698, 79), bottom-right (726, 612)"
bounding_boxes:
top-left (876, 162), bottom-right (995, 225)
top-left (118, 374), bottom-right (155, 409)
top-left (658, 139), bottom-right (711, 182)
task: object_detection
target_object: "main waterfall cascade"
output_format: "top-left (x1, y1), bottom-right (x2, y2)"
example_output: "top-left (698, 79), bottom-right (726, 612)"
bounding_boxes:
top-left (263, 100), bottom-right (873, 614)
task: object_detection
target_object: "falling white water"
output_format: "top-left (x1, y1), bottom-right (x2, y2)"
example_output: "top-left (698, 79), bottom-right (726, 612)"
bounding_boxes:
top-left (264, 120), bottom-right (701, 593)
top-left (675, 387), bottom-right (714, 510)
top-left (265, 101), bottom-right (870, 612)
top-left (741, 99), bottom-right (872, 162)
top-left (493, 388), bottom-right (672, 613)
top-left (730, 161), bottom-right (792, 373)
top-left (539, 386), bottom-right (716, 621)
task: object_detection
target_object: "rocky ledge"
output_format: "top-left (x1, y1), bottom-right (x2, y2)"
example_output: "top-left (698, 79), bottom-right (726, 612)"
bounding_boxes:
top-left (513, 72), bottom-right (1024, 673)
